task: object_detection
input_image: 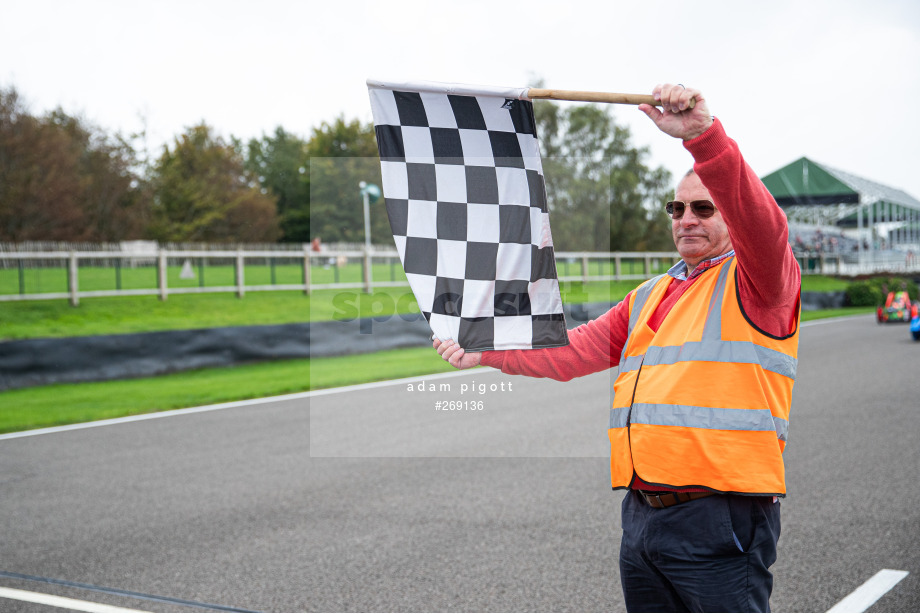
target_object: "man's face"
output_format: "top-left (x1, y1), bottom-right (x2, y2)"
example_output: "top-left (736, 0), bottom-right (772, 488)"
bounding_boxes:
top-left (671, 173), bottom-right (733, 270)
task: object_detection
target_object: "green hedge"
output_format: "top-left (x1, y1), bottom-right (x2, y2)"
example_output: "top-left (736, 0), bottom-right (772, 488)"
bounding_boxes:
top-left (845, 276), bottom-right (919, 307)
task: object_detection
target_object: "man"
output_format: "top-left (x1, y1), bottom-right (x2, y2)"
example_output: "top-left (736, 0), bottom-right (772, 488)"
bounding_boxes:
top-left (433, 83), bottom-right (801, 612)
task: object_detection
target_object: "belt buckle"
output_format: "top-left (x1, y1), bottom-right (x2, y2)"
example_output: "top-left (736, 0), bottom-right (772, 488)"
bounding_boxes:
top-left (642, 492), bottom-right (665, 508)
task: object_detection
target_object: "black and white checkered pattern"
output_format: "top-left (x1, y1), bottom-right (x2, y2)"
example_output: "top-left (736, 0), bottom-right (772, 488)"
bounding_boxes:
top-left (368, 81), bottom-right (568, 351)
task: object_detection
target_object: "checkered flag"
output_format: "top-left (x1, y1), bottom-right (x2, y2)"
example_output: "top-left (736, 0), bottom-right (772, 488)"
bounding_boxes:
top-left (367, 79), bottom-right (568, 351)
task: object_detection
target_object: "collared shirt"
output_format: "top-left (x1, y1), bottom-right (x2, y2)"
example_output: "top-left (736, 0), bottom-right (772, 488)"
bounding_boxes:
top-left (666, 249), bottom-right (736, 281)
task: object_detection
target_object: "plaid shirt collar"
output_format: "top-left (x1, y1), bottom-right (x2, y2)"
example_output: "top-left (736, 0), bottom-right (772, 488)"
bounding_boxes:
top-left (667, 250), bottom-right (736, 281)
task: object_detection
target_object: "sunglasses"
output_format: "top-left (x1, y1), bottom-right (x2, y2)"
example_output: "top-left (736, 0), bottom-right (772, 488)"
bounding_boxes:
top-left (665, 199), bottom-right (716, 220)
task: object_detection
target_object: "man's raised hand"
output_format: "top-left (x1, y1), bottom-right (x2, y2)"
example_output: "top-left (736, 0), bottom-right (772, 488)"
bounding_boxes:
top-left (638, 83), bottom-right (713, 141)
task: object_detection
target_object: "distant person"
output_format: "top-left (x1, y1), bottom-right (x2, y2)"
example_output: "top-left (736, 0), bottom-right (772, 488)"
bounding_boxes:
top-left (311, 237), bottom-right (336, 269)
top-left (433, 83), bottom-right (801, 612)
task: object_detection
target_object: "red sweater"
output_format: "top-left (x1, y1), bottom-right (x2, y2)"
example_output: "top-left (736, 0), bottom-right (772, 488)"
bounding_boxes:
top-left (481, 119), bottom-right (801, 490)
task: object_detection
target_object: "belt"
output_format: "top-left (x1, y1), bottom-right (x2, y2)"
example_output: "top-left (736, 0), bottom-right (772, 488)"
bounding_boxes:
top-left (638, 490), bottom-right (716, 509)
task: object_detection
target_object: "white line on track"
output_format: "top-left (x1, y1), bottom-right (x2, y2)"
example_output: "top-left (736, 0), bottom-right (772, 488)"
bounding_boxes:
top-left (0, 586), bottom-right (149, 613)
top-left (0, 367), bottom-right (494, 441)
top-left (800, 313), bottom-right (874, 327)
top-left (827, 569), bottom-right (909, 613)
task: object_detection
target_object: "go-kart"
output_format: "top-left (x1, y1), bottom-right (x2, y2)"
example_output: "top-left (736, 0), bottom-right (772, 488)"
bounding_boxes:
top-left (877, 290), bottom-right (913, 324)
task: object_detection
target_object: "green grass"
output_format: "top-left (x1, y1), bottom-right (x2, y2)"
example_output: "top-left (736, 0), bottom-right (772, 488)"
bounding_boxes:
top-left (1, 290), bottom-right (364, 340)
top-left (0, 261), bottom-right (410, 294)
top-left (0, 346), bottom-right (458, 434)
top-left (800, 306), bottom-right (875, 321)
top-left (800, 275), bottom-right (850, 292)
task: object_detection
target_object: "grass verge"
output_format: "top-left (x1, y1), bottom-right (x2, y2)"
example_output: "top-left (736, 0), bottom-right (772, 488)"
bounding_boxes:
top-left (0, 346), bottom-right (457, 434)
top-left (0, 282), bottom-right (624, 340)
top-left (0, 307), bottom-right (876, 436)
top-left (800, 306), bottom-right (875, 321)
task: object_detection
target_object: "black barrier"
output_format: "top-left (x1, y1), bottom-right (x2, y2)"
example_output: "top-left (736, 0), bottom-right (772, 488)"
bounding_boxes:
top-left (800, 291), bottom-right (847, 310)
top-left (0, 302), bottom-right (620, 391)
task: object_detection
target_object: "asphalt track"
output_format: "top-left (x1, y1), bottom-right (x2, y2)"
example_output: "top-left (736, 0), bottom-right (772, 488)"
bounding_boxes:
top-left (0, 314), bottom-right (917, 612)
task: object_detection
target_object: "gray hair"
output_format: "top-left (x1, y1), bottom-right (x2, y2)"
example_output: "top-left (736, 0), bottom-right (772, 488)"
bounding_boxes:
top-left (676, 168), bottom-right (697, 192)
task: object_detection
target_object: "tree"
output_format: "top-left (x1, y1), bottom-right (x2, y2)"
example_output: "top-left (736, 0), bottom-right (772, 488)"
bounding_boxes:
top-left (47, 109), bottom-right (151, 240)
top-left (149, 123), bottom-right (280, 243)
top-left (533, 99), bottom-right (674, 252)
top-left (0, 88), bottom-right (83, 240)
top-left (305, 117), bottom-right (388, 245)
top-left (0, 86), bottom-right (150, 241)
top-left (245, 127), bottom-right (311, 242)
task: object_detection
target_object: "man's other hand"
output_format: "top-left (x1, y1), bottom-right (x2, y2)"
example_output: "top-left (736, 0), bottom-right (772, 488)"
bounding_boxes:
top-left (433, 338), bottom-right (482, 370)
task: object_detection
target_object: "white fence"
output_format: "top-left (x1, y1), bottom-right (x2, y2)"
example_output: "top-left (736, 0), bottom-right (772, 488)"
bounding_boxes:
top-left (4, 245), bottom-right (918, 307)
top-left (0, 248), bottom-right (680, 306)
top-left (794, 249), bottom-right (920, 276)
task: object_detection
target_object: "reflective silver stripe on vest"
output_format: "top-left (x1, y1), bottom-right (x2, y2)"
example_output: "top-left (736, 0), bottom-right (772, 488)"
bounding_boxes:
top-left (628, 274), bottom-right (666, 337)
top-left (616, 258), bottom-right (797, 379)
top-left (609, 406), bottom-right (630, 429)
top-left (619, 275), bottom-right (666, 371)
top-left (611, 405), bottom-right (790, 441)
top-left (774, 416), bottom-right (789, 442)
top-left (641, 340), bottom-right (797, 378)
top-left (619, 354), bottom-right (645, 374)
top-left (631, 403), bottom-right (776, 432)
top-left (701, 259), bottom-right (733, 342)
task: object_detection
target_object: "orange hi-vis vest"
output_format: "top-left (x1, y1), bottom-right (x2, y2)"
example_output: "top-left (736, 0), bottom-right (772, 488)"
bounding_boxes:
top-left (609, 256), bottom-right (800, 496)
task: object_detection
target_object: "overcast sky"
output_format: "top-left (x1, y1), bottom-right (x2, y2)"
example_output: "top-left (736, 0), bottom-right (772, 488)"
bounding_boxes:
top-left (2, 0), bottom-right (919, 200)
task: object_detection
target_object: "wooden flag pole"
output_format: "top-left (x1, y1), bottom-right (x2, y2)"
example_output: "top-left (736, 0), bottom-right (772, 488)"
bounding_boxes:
top-left (527, 88), bottom-right (695, 108)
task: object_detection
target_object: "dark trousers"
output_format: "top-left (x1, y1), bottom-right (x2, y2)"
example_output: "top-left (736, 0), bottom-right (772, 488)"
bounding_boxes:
top-left (619, 490), bottom-right (781, 613)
